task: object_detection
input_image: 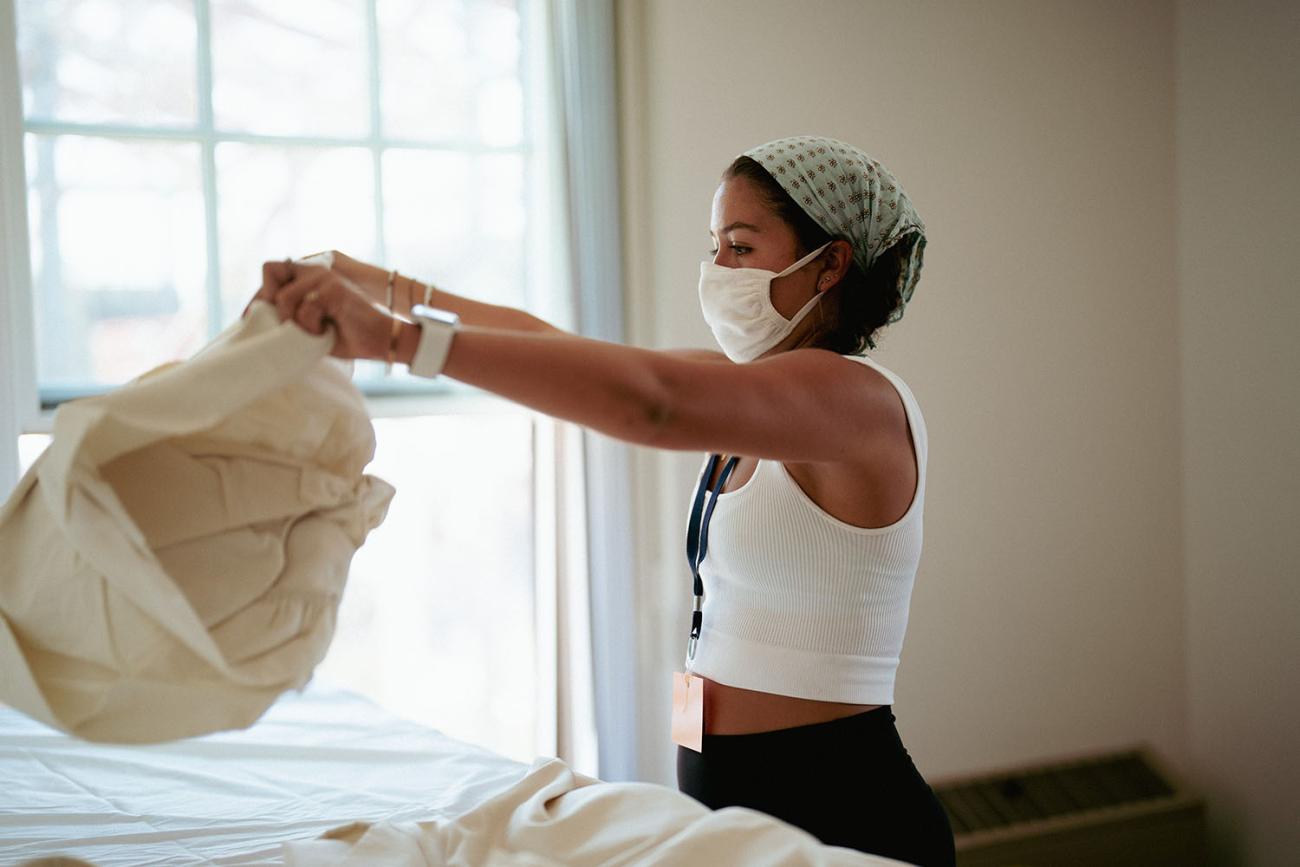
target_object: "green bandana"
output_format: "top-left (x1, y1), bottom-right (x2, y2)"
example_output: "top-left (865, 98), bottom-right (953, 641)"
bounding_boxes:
top-left (742, 136), bottom-right (926, 324)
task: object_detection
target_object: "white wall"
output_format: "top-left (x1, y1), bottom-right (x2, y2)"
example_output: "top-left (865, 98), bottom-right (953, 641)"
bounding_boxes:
top-left (615, 1), bottom-right (1300, 862)
top-left (617, 0), bottom-right (1187, 788)
top-left (1176, 1), bottom-right (1300, 864)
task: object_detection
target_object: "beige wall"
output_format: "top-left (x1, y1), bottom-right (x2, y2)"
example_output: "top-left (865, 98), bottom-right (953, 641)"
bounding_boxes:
top-left (615, 1), bottom-right (1299, 861)
top-left (1176, 1), bottom-right (1300, 864)
top-left (618, 0), bottom-right (1186, 781)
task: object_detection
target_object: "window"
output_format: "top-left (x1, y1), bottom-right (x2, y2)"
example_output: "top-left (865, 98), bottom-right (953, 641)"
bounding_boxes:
top-left (16, 0), bottom-right (530, 399)
top-left (3, 0), bottom-right (577, 766)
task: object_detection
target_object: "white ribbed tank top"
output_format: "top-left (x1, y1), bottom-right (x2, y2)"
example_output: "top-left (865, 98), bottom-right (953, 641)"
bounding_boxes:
top-left (685, 353), bottom-right (927, 705)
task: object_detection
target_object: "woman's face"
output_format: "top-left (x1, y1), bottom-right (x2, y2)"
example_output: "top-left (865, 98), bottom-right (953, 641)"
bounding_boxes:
top-left (708, 175), bottom-right (825, 337)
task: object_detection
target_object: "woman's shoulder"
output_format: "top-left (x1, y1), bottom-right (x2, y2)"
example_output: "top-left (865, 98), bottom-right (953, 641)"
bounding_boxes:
top-left (662, 348), bottom-right (731, 363)
top-left (835, 353), bottom-right (912, 406)
top-left (840, 354), bottom-right (922, 416)
top-left (830, 353), bottom-right (921, 465)
top-left (755, 349), bottom-right (912, 434)
top-left (778, 354), bottom-right (920, 527)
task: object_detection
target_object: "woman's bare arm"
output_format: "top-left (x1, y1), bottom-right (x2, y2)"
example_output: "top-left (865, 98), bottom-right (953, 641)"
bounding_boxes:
top-left (265, 262), bottom-right (891, 464)
top-left (391, 323), bottom-right (894, 464)
top-left (330, 250), bottom-right (563, 335)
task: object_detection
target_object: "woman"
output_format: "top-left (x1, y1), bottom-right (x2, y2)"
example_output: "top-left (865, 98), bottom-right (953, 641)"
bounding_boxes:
top-left (253, 135), bottom-right (955, 866)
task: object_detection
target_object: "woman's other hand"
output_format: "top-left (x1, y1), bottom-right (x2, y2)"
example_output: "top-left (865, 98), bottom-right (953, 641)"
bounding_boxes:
top-left (257, 260), bottom-right (398, 361)
top-left (327, 250), bottom-right (390, 306)
top-left (242, 258), bottom-right (291, 319)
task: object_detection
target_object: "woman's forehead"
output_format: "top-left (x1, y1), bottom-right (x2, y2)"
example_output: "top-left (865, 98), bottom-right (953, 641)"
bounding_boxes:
top-left (710, 176), bottom-right (774, 232)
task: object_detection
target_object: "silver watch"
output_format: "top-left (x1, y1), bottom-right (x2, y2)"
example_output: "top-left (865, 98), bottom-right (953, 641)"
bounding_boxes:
top-left (408, 304), bottom-right (460, 379)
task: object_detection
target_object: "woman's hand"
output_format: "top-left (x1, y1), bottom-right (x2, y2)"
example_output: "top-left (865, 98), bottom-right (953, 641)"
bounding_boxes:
top-left (328, 250), bottom-right (389, 306)
top-left (251, 259), bottom-right (399, 361)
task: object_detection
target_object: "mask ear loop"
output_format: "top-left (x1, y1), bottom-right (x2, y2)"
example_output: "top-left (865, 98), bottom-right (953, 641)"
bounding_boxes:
top-left (775, 240), bottom-right (834, 279)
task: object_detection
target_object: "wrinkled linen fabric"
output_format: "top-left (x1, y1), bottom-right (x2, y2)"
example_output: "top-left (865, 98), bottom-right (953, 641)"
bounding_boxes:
top-left (282, 757), bottom-right (908, 867)
top-left (0, 301), bottom-right (394, 743)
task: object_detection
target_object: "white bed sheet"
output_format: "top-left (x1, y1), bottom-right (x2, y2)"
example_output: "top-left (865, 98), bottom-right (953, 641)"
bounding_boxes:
top-left (0, 681), bottom-right (905, 867)
top-left (0, 680), bottom-right (530, 866)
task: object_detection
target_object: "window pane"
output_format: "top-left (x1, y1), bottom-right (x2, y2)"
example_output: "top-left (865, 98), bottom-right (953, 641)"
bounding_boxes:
top-left (17, 434), bottom-right (51, 476)
top-left (316, 413), bottom-right (538, 760)
top-left (216, 143), bottom-right (375, 323)
top-left (25, 134), bottom-right (207, 390)
top-left (210, 0), bottom-right (368, 138)
top-left (377, 0), bottom-right (522, 145)
top-left (16, 0), bottom-right (197, 126)
top-left (382, 150), bottom-right (525, 310)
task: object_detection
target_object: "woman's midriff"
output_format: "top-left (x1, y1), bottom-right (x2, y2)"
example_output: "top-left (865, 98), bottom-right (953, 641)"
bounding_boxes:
top-left (702, 675), bottom-right (882, 735)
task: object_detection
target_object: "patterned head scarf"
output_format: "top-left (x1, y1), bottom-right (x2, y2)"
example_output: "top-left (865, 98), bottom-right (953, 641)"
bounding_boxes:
top-left (742, 136), bottom-right (926, 324)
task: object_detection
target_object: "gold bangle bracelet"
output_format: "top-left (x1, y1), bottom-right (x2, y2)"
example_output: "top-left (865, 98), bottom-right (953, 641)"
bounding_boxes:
top-left (385, 269), bottom-right (400, 373)
top-left (386, 312), bottom-right (402, 369)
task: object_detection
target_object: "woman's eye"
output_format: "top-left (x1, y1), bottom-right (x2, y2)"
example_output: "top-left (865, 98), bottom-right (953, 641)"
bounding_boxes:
top-left (730, 245), bottom-right (751, 255)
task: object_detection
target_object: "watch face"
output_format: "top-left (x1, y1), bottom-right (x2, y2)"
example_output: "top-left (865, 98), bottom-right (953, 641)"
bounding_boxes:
top-left (411, 304), bottom-right (459, 326)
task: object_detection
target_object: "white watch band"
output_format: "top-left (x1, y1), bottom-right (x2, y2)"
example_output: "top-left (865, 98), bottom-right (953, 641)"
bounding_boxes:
top-left (408, 304), bottom-right (460, 379)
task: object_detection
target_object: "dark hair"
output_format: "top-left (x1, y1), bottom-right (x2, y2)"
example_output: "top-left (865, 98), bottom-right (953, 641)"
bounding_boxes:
top-left (723, 155), bottom-right (904, 353)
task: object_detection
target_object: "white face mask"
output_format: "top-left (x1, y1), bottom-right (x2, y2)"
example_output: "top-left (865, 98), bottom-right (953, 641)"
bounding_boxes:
top-left (698, 241), bottom-right (832, 362)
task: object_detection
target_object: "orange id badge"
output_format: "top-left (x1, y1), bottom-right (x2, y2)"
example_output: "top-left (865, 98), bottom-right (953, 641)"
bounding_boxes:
top-left (671, 670), bottom-right (704, 753)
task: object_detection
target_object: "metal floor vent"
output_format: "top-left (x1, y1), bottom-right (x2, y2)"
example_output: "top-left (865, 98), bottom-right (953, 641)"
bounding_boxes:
top-left (931, 746), bottom-right (1205, 866)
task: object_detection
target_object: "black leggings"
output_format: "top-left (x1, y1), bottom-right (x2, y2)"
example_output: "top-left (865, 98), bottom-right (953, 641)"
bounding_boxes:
top-left (676, 705), bottom-right (956, 866)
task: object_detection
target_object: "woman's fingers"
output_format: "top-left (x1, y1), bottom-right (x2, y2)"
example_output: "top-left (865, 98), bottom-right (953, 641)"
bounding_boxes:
top-left (263, 258), bottom-right (293, 290)
top-left (251, 257), bottom-right (391, 360)
top-left (272, 265), bottom-right (331, 323)
top-left (242, 259), bottom-right (294, 318)
top-left (260, 259), bottom-right (294, 304)
top-left (294, 288), bottom-right (331, 335)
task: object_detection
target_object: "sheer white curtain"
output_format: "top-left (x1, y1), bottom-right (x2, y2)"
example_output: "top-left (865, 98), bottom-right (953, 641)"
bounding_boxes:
top-left (548, 0), bottom-right (640, 782)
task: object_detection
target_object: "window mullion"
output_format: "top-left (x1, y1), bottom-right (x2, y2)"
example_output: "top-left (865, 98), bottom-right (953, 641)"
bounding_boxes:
top-left (365, 0), bottom-right (386, 265)
top-left (21, 118), bottom-right (527, 156)
top-left (195, 0), bottom-right (222, 339)
top-left (0, 0), bottom-right (39, 467)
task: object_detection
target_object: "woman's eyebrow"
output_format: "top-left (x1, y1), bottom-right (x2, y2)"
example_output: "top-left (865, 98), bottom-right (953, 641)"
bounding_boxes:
top-left (711, 221), bottom-right (761, 235)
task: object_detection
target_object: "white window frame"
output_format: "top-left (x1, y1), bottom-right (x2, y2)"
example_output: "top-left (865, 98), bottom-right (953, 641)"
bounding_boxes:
top-left (1, 0), bottom-right (36, 493)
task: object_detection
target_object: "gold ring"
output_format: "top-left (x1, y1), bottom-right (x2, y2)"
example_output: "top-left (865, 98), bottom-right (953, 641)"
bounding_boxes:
top-left (304, 290), bottom-right (320, 305)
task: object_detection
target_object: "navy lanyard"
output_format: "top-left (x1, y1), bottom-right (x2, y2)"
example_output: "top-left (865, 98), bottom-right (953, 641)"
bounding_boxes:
top-left (686, 453), bottom-right (739, 662)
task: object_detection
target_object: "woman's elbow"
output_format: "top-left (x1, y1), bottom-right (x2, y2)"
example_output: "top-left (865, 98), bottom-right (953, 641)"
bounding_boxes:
top-left (599, 353), bottom-right (698, 451)
top-left (633, 397), bottom-right (674, 449)
top-left (629, 365), bottom-right (688, 450)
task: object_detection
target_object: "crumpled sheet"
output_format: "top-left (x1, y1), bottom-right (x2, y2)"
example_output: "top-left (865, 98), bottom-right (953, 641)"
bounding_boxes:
top-left (283, 757), bottom-right (911, 867)
top-left (0, 301), bottom-right (394, 743)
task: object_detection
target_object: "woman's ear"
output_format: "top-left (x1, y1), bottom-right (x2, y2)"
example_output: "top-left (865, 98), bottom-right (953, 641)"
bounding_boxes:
top-left (817, 239), bottom-right (854, 292)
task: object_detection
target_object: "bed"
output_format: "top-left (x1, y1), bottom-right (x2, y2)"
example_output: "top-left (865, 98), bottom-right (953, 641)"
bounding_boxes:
top-left (0, 680), bottom-right (906, 866)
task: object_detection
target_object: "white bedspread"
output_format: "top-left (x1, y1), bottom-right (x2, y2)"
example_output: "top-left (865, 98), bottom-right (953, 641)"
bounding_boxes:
top-left (283, 758), bottom-right (906, 867)
top-left (0, 681), bottom-right (528, 865)
top-left (0, 681), bottom-right (908, 866)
